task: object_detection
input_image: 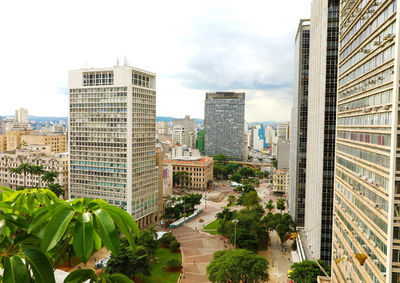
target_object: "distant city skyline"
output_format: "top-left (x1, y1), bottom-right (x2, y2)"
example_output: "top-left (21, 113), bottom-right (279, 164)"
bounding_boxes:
top-left (1, 0), bottom-right (311, 122)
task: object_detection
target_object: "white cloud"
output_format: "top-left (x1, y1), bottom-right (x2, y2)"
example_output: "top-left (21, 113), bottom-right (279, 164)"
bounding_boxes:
top-left (0, 0), bottom-right (311, 121)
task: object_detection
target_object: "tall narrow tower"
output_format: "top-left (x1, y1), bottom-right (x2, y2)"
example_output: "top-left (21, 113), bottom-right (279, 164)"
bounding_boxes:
top-left (290, 19), bottom-right (310, 228)
top-left (304, 0), bottom-right (339, 264)
top-left (68, 65), bottom-right (158, 228)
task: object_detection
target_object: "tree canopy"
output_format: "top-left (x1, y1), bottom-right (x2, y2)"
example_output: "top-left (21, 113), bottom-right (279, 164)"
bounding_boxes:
top-left (242, 191), bottom-right (261, 209)
top-left (105, 239), bottom-right (151, 280)
top-left (207, 249), bottom-right (269, 283)
top-left (289, 260), bottom-right (330, 283)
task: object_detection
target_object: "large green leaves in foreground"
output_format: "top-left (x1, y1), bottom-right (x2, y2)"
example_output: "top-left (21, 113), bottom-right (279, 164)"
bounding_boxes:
top-left (0, 187), bottom-right (140, 282)
top-left (65, 268), bottom-right (133, 283)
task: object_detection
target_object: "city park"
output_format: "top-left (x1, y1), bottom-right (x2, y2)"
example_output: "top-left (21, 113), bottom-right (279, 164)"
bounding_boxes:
top-left (0, 154), bottom-right (331, 283)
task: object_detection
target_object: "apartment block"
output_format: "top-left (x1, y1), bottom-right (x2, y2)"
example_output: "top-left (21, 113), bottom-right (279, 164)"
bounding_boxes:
top-left (172, 115), bottom-right (197, 148)
top-left (0, 130), bottom-right (33, 152)
top-left (21, 133), bottom-right (67, 154)
top-left (163, 156), bottom-right (213, 191)
top-left (204, 92), bottom-right (246, 160)
top-left (273, 169), bottom-right (288, 194)
top-left (277, 122), bottom-right (290, 141)
top-left (332, 0), bottom-right (400, 282)
top-left (68, 65), bottom-right (158, 228)
top-left (290, 19), bottom-right (310, 227)
top-left (0, 146), bottom-right (68, 191)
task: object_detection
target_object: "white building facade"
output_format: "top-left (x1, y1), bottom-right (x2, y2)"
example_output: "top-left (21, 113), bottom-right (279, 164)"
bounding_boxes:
top-left (68, 65), bottom-right (158, 228)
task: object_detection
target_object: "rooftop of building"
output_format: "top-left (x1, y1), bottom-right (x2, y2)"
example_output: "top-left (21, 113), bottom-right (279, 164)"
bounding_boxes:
top-left (23, 132), bottom-right (66, 136)
top-left (206, 92), bottom-right (245, 99)
top-left (72, 64), bottom-right (156, 76)
top-left (164, 156), bottom-right (212, 165)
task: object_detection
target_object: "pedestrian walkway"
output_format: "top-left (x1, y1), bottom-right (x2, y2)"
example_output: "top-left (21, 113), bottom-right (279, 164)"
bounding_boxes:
top-left (172, 225), bottom-right (227, 283)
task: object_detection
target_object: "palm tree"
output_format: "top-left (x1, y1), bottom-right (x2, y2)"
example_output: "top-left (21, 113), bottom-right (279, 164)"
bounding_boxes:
top-left (30, 165), bottom-right (45, 188)
top-left (276, 197), bottom-right (286, 214)
top-left (265, 199), bottom-right (274, 212)
top-left (48, 183), bottom-right (64, 198)
top-left (17, 163), bottom-right (32, 188)
top-left (42, 170), bottom-right (59, 185)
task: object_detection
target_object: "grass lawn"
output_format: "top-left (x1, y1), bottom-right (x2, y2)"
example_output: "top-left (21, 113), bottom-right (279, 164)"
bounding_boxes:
top-left (203, 219), bottom-right (220, 235)
top-left (222, 202), bottom-right (237, 208)
top-left (141, 247), bottom-right (181, 283)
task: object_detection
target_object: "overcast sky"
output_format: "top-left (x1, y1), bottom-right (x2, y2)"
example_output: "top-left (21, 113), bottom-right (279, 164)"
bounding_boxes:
top-left (0, 0), bottom-right (311, 122)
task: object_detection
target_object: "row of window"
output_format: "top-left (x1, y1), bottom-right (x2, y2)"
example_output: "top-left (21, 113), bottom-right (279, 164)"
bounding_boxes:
top-left (337, 131), bottom-right (390, 147)
top-left (338, 88), bottom-right (392, 112)
top-left (340, 0), bottom-right (396, 59)
top-left (339, 44), bottom-right (394, 87)
top-left (338, 111), bottom-right (391, 126)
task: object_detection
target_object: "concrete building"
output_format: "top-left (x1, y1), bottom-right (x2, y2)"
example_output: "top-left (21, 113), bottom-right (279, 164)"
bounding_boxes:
top-left (162, 163), bottom-right (173, 197)
top-left (157, 121), bottom-right (169, 135)
top-left (0, 146), bottom-right (68, 192)
top-left (156, 149), bottom-right (164, 224)
top-left (273, 169), bottom-right (288, 194)
top-left (289, 19), bottom-right (310, 228)
top-left (0, 117), bottom-right (5, 135)
top-left (204, 92), bottom-right (246, 160)
top-left (21, 133), bottom-right (67, 154)
top-left (0, 130), bottom-right (34, 152)
top-left (277, 122), bottom-right (290, 141)
top-left (251, 124), bottom-right (267, 152)
top-left (15, 108), bottom-right (28, 124)
top-left (277, 140), bottom-right (290, 171)
top-left (332, 0), bottom-right (400, 282)
top-left (304, 0), bottom-right (339, 264)
top-left (265, 126), bottom-right (274, 144)
top-left (172, 115), bottom-right (197, 148)
top-left (69, 65), bottom-right (158, 228)
top-left (163, 156), bottom-right (213, 191)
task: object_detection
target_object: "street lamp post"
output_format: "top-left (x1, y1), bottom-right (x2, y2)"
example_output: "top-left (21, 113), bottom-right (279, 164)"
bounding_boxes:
top-left (232, 219), bottom-right (239, 249)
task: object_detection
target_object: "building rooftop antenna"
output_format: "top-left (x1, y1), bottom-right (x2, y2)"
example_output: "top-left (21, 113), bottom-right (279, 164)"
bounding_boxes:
top-left (123, 56), bottom-right (128, 66)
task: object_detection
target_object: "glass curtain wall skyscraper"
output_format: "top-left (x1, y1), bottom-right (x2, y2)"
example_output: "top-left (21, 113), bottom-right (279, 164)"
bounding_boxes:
top-left (290, 19), bottom-right (310, 228)
top-left (68, 65), bottom-right (158, 228)
top-left (332, 0), bottom-right (400, 282)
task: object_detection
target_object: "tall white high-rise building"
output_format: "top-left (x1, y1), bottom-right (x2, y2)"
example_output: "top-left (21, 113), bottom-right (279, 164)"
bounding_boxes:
top-left (332, 0), bottom-right (400, 282)
top-left (68, 65), bottom-right (158, 228)
top-left (277, 122), bottom-right (290, 141)
top-left (15, 108), bottom-right (28, 124)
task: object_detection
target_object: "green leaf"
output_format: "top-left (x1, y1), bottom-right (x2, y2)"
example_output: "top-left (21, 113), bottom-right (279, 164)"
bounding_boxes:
top-left (73, 212), bottom-right (94, 263)
top-left (29, 204), bottom-right (66, 233)
top-left (103, 205), bottom-right (140, 238)
top-left (27, 193), bottom-right (35, 212)
top-left (22, 248), bottom-right (55, 283)
top-left (40, 206), bottom-right (74, 251)
top-left (64, 268), bottom-right (95, 283)
top-left (104, 208), bottom-right (135, 249)
top-left (109, 273), bottom-right (134, 283)
top-left (94, 209), bottom-right (120, 255)
top-left (3, 255), bottom-right (30, 283)
top-left (93, 230), bottom-right (102, 251)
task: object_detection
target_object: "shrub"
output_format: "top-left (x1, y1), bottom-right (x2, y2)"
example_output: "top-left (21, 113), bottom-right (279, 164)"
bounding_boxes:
top-left (170, 240), bottom-right (181, 252)
top-left (159, 233), bottom-right (176, 247)
top-left (165, 258), bottom-right (182, 272)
